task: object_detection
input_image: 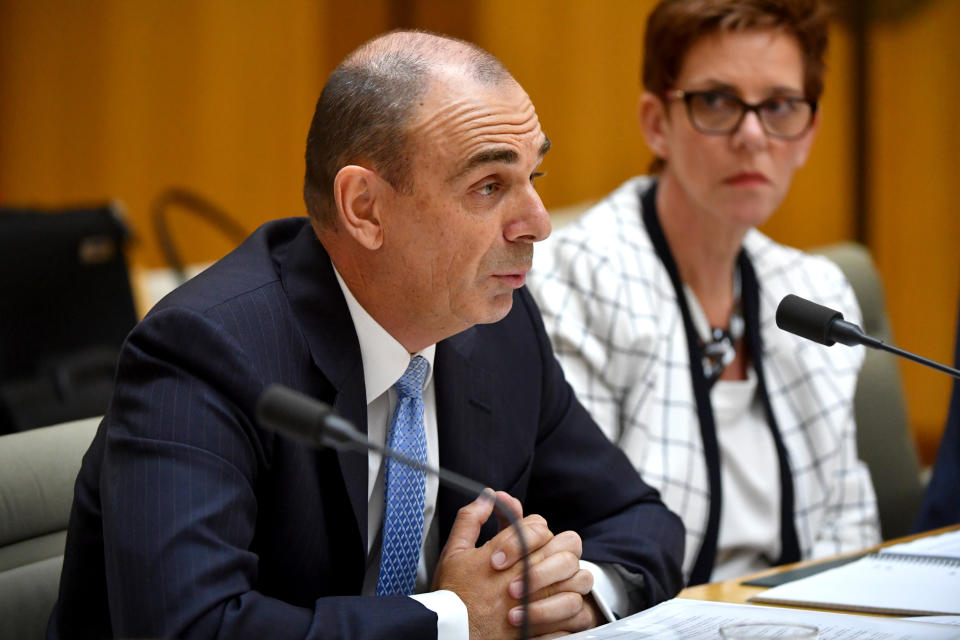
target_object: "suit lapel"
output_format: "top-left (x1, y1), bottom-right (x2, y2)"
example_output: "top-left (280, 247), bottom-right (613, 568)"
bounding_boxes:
top-left (280, 224), bottom-right (507, 555)
top-left (434, 327), bottom-right (500, 545)
top-left (281, 224), bottom-right (370, 552)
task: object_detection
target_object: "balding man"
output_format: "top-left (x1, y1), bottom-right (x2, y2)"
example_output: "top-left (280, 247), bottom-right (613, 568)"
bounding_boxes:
top-left (49, 31), bottom-right (683, 639)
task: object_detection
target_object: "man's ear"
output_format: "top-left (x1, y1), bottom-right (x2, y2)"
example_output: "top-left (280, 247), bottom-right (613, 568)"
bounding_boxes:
top-left (638, 91), bottom-right (670, 160)
top-left (333, 165), bottom-right (384, 250)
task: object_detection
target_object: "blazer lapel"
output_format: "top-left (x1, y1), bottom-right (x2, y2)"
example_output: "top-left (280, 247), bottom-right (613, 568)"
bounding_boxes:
top-left (434, 327), bottom-right (500, 545)
top-left (281, 223), bottom-right (370, 552)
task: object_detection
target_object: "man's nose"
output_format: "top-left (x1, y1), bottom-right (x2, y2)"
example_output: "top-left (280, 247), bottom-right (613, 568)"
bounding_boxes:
top-left (504, 185), bottom-right (551, 243)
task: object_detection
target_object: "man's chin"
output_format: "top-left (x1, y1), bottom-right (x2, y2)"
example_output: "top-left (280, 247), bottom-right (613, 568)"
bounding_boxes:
top-left (469, 293), bottom-right (516, 327)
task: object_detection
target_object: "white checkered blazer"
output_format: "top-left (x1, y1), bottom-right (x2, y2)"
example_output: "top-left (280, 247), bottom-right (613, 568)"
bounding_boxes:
top-left (530, 176), bottom-right (880, 582)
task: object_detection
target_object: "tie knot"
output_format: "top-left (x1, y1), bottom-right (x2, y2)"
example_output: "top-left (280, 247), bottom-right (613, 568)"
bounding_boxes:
top-left (394, 355), bottom-right (428, 398)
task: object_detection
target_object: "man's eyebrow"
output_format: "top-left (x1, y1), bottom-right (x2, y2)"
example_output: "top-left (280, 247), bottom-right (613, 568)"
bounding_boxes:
top-left (449, 136), bottom-right (552, 183)
top-left (538, 137), bottom-right (551, 157)
top-left (462, 148), bottom-right (520, 175)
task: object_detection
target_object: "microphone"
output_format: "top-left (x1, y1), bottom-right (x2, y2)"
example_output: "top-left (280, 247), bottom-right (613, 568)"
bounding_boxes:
top-left (776, 294), bottom-right (960, 379)
top-left (256, 383), bottom-right (532, 639)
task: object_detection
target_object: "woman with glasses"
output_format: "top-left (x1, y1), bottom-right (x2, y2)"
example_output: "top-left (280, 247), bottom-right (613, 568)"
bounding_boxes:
top-left (530, 0), bottom-right (880, 585)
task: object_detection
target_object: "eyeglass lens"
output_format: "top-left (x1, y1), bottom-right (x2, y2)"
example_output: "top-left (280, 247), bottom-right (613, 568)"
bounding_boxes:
top-left (686, 91), bottom-right (813, 138)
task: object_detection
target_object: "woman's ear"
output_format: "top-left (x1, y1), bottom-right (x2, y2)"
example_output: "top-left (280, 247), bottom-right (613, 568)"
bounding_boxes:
top-left (333, 165), bottom-right (384, 250)
top-left (639, 91), bottom-right (670, 160)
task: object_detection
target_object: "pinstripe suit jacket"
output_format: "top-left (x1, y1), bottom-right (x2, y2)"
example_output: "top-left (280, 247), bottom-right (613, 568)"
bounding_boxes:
top-left (49, 218), bottom-right (684, 639)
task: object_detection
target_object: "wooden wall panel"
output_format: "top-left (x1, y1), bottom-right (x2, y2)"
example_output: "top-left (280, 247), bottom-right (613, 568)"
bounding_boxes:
top-left (473, 0), bottom-right (654, 210)
top-left (325, 0), bottom-right (393, 69)
top-left (0, 3), bottom-right (112, 209)
top-left (869, 0), bottom-right (960, 463)
top-left (0, 0), bottom-right (330, 267)
top-left (0, 0), bottom-right (856, 264)
top-left (0, 0), bottom-right (955, 462)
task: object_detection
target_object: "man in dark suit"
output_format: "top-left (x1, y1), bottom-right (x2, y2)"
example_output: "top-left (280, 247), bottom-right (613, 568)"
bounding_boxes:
top-left (49, 31), bottom-right (684, 639)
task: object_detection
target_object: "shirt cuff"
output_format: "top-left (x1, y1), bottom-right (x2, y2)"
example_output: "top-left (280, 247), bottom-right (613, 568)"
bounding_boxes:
top-left (410, 589), bottom-right (469, 639)
top-left (581, 560), bottom-right (629, 622)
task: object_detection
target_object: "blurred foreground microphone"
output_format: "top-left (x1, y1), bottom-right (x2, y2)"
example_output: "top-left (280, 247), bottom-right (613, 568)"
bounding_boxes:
top-left (776, 294), bottom-right (960, 379)
top-left (256, 383), bottom-right (531, 639)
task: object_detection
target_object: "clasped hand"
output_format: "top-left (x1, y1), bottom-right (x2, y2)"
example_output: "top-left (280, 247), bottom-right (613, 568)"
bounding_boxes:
top-left (432, 490), bottom-right (600, 639)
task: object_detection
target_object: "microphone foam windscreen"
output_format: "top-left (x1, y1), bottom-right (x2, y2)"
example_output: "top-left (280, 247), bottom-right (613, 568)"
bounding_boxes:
top-left (256, 384), bottom-right (329, 443)
top-left (775, 294), bottom-right (843, 346)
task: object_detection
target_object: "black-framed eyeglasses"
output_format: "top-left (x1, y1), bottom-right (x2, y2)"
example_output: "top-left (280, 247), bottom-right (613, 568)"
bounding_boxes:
top-left (664, 89), bottom-right (817, 140)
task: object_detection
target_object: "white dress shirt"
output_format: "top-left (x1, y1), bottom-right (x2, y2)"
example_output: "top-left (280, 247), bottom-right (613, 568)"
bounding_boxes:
top-left (334, 269), bottom-right (468, 638)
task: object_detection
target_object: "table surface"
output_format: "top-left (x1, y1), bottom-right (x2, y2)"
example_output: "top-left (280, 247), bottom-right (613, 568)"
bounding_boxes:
top-left (677, 524), bottom-right (960, 614)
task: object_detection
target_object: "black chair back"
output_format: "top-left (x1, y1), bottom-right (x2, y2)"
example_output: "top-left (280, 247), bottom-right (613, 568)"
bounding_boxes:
top-left (0, 203), bottom-right (137, 433)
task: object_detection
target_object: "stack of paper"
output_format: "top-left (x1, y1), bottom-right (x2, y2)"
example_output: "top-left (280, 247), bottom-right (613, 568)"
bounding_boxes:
top-left (750, 529), bottom-right (960, 616)
top-left (563, 598), bottom-right (960, 639)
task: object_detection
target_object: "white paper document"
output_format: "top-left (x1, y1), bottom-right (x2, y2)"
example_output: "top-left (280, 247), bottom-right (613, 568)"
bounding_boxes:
top-left (905, 616), bottom-right (960, 628)
top-left (750, 533), bottom-right (960, 616)
top-left (885, 529), bottom-right (960, 559)
top-left (563, 598), bottom-right (960, 639)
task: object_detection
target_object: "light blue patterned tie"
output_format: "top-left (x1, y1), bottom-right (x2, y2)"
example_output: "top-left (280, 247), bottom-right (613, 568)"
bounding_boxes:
top-left (376, 355), bottom-right (429, 596)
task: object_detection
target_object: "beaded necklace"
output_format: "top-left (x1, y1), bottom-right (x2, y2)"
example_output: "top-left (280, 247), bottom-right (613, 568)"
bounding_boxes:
top-left (683, 269), bottom-right (744, 387)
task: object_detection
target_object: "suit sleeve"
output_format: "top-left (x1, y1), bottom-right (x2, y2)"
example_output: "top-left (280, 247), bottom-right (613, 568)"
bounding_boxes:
top-left (515, 289), bottom-right (686, 610)
top-left (99, 306), bottom-right (437, 639)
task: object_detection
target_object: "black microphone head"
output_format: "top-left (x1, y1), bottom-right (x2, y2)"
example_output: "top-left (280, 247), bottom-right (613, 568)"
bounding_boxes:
top-left (775, 294), bottom-right (844, 346)
top-left (256, 383), bottom-right (331, 446)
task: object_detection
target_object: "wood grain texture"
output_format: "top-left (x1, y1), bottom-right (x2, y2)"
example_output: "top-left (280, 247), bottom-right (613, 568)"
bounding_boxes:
top-left (868, 0), bottom-right (960, 464)
top-left (0, 0), bottom-right (955, 462)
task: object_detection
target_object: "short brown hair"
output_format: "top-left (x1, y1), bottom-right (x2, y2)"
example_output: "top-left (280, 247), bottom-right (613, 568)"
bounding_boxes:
top-left (642, 0), bottom-right (830, 171)
top-left (303, 30), bottom-right (510, 229)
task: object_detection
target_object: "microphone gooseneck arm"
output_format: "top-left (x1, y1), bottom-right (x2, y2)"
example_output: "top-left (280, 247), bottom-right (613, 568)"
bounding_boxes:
top-left (866, 336), bottom-right (960, 379)
top-left (776, 294), bottom-right (960, 380)
top-left (256, 383), bottom-right (532, 639)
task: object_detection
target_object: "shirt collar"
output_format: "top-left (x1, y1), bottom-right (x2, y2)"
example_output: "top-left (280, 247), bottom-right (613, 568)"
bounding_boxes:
top-left (333, 267), bottom-right (435, 404)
